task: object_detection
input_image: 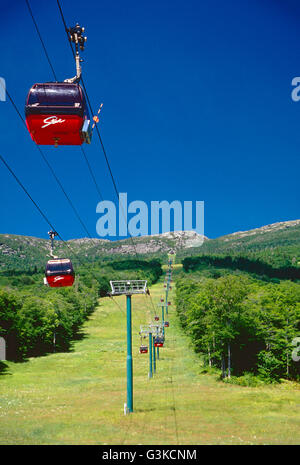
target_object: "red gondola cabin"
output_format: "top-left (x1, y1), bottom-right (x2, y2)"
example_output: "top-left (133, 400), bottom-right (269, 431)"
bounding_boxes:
top-left (154, 337), bottom-right (164, 348)
top-left (45, 258), bottom-right (75, 288)
top-left (139, 345), bottom-right (148, 354)
top-left (25, 83), bottom-right (92, 146)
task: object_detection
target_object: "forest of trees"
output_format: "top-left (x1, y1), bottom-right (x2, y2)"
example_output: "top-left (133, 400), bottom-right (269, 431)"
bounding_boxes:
top-left (0, 259), bottom-right (162, 361)
top-left (176, 274), bottom-right (300, 383)
top-left (182, 254), bottom-right (300, 281)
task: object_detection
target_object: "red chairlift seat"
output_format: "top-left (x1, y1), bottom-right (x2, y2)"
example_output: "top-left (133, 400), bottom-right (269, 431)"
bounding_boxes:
top-left (154, 316), bottom-right (159, 321)
top-left (139, 345), bottom-right (148, 354)
top-left (45, 258), bottom-right (75, 288)
top-left (154, 337), bottom-right (164, 348)
top-left (25, 82), bottom-right (92, 146)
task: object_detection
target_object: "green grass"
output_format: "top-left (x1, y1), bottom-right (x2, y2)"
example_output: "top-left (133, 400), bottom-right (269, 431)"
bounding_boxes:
top-left (0, 280), bottom-right (300, 445)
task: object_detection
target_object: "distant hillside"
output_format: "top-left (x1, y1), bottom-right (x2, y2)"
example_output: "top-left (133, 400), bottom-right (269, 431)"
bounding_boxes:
top-left (177, 220), bottom-right (300, 263)
top-left (1, 220), bottom-right (300, 271)
top-left (0, 231), bottom-right (206, 270)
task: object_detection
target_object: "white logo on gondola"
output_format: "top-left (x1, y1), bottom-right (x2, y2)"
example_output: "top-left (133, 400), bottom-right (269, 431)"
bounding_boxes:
top-left (42, 116), bottom-right (66, 129)
top-left (53, 276), bottom-right (64, 282)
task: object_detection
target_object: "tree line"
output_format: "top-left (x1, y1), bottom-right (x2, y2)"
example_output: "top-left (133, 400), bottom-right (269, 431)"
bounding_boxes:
top-left (182, 254), bottom-right (300, 281)
top-left (0, 259), bottom-right (162, 362)
top-left (175, 274), bottom-right (300, 383)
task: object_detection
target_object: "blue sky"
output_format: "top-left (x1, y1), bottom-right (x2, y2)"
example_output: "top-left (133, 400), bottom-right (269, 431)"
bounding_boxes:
top-left (1, 0), bottom-right (300, 241)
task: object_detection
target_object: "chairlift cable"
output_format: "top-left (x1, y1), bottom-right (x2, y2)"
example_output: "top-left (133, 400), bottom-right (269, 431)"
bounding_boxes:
top-left (0, 153), bottom-right (85, 267)
top-left (25, 0), bottom-right (58, 81)
top-left (56, 0), bottom-right (140, 260)
top-left (25, 1), bottom-right (105, 203)
top-left (24, 1), bottom-right (101, 244)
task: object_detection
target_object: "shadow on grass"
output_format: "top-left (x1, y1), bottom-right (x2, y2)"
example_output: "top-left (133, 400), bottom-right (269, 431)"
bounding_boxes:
top-left (67, 328), bottom-right (88, 353)
top-left (3, 327), bottom-right (89, 366)
top-left (72, 328), bottom-right (88, 342)
top-left (0, 361), bottom-right (11, 376)
top-left (134, 406), bottom-right (157, 413)
top-left (135, 404), bottom-right (177, 413)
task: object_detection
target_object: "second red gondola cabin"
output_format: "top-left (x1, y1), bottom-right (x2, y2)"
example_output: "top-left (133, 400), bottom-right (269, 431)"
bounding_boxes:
top-left (139, 345), bottom-right (148, 354)
top-left (45, 258), bottom-right (75, 288)
top-left (154, 337), bottom-right (164, 348)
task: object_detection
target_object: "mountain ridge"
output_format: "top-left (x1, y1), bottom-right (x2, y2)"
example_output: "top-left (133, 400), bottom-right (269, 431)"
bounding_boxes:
top-left (1, 219), bottom-right (300, 269)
